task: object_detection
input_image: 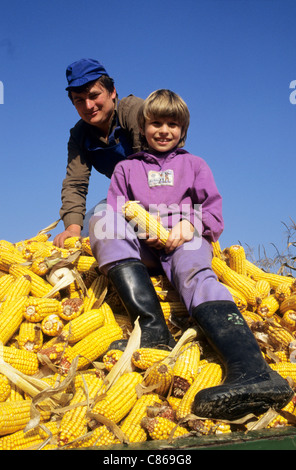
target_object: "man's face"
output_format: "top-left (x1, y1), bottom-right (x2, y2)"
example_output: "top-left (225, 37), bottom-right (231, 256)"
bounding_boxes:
top-left (71, 81), bottom-right (117, 133)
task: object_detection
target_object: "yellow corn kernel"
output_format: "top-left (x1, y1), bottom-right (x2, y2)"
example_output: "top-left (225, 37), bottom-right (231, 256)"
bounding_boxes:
top-left (1, 344), bottom-right (39, 375)
top-left (17, 321), bottom-right (43, 353)
top-left (41, 314), bottom-right (64, 337)
top-left (228, 245), bottom-right (247, 276)
top-left (91, 372), bottom-right (143, 423)
top-left (0, 420), bottom-right (59, 450)
top-left (63, 236), bottom-right (82, 250)
top-left (270, 362), bottom-right (296, 382)
top-left (9, 264), bottom-right (57, 298)
top-left (122, 201), bottom-right (169, 246)
top-left (23, 296), bottom-right (62, 322)
top-left (0, 296), bottom-right (27, 345)
top-left (221, 283), bottom-right (248, 313)
top-left (0, 374), bottom-right (11, 402)
top-left (266, 324), bottom-right (295, 350)
top-left (103, 349), bottom-right (124, 371)
top-left (212, 257), bottom-right (258, 306)
top-left (281, 310), bottom-right (296, 331)
top-left (141, 416), bottom-right (189, 441)
top-left (245, 260), bottom-right (296, 290)
top-left (211, 240), bottom-right (223, 259)
top-left (120, 393), bottom-right (163, 443)
top-left (62, 307), bottom-right (105, 343)
top-left (280, 294), bottom-right (296, 315)
top-left (61, 323), bottom-right (123, 373)
top-left (83, 275), bottom-right (108, 311)
top-left (0, 274), bottom-right (15, 301)
top-left (254, 279), bottom-right (271, 300)
top-left (60, 297), bottom-right (84, 321)
top-left (74, 255), bottom-right (98, 272)
top-left (257, 294), bottom-right (280, 318)
top-left (144, 362), bottom-right (174, 396)
top-left (0, 250), bottom-right (25, 272)
top-left (0, 400), bottom-right (51, 436)
top-left (132, 348), bottom-right (170, 370)
top-left (172, 343), bottom-right (200, 398)
top-left (58, 374), bottom-right (105, 447)
top-left (160, 301), bottom-right (188, 323)
top-left (81, 237), bottom-right (93, 256)
top-left (176, 363), bottom-right (223, 420)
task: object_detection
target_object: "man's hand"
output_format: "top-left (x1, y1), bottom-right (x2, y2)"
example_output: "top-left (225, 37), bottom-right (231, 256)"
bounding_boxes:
top-left (53, 224), bottom-right (81, 248)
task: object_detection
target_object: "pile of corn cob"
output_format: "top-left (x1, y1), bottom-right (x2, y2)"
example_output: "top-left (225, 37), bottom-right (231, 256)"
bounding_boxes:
top-left (0, 209), bottom-right (296, 450)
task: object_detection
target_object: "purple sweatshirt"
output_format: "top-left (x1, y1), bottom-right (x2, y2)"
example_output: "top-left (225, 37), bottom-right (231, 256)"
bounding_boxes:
top-left (107, 148), bottom-right (224, 242)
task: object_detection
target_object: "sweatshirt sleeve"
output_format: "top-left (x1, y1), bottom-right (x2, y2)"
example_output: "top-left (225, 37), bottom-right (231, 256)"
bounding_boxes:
top-left (190, 159), bottom-right (224, 242)
top-left (106, 164), bottom-right (130, 213)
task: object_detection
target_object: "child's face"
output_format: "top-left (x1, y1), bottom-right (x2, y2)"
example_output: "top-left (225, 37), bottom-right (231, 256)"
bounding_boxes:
top-left (143, 116), bottom-right (183, 153)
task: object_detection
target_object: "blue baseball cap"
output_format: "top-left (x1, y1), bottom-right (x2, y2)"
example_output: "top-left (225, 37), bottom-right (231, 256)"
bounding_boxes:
top-left (65, 58), bottom-right (109, 90)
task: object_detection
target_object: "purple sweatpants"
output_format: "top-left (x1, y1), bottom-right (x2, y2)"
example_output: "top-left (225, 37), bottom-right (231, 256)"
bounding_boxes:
top-left (89, 210), bottom-right (233, 315)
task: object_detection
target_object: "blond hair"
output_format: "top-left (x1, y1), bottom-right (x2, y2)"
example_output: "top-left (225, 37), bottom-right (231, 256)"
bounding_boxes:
top-left (137, 89), bottom-right (190, 148)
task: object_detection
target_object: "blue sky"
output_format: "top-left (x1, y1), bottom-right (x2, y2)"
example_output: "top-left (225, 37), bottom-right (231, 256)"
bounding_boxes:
top-left (0, 0), bottom-right (295, 264)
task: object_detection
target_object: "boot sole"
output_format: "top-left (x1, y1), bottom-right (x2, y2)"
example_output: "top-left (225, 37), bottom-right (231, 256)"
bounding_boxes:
top-left (193, 373), bottom-right (294, 421)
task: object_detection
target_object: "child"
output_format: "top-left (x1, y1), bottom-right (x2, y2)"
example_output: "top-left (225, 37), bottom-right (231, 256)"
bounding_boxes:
top-left (89, 89), bottom-right (292, 421)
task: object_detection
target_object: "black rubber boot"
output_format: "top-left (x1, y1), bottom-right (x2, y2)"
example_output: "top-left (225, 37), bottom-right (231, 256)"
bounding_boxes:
top-left (107, 259), bottom-right (176, 351)
top-left (191, 301), bottom-right (294, 421)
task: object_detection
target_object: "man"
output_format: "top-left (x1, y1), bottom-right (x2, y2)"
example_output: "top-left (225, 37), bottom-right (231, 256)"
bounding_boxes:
top-left (53, 58), bottom-right (143, 247)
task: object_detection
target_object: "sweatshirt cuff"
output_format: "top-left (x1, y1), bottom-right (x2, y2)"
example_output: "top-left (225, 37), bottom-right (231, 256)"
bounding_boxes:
top-left (62, 213), bottom-right (84, 230)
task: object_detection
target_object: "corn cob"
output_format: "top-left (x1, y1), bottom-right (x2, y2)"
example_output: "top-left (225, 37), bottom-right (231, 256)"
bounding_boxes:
top-left (220, 283), bottom-right (248, 312)
top-left (61, 323), bottom-right (123, 372)
top-left (0, 296), bottom-right (27, 345)
top-left (167, 396), bottom-right (182, 411)
top-left (120, 393), bottom-right (163, 443)
top-left (0, 274), bottom-right (15, 301)
top-left (245, 259), bottom-right (296, 289)
top-left (254, 279), bottom-right (271, 300)
top-left (0, 250), bottom-right (25, 272)
top-left (122, 201), bottom-right (169, 246)
top-left (144, 362), bottom-right (174, 396)
top-left (280, 294), bottom-right (296, 315)
top-left (74, 255), bottom-right (98, 273)
top-left (17, 321), bottom-right (43, 353)
top-left (0, 373), bottom-right (11, 402)
top-left (0, 240), bottom-right (17, 253)
top-left (266, 323), bottom-right (295, 350)
top-left (160, 301), bottom-right (188, 323)
top-left (190, 418), bottom-right (231, 435)
top-left (0, 400), bottom-right (51, 436)
top-left (9, 264), bottom-right (57, 298)
top-left (81, 237), bottom-right (93, 256)
top-left (0, 420), bottom-right (59, 450)
top-left (6, 384), bottom-right (24, 402)
top-left (172, 343), bottom-right (200, 397)
top-left (132, 348), bottom-right (170, 370)
top-left (267, 399), bottom-right (295, 428)
top-left (1, 344), bottom-right (39, 375)
top-left (281, 310), bottom-right (296, 331)
top-left (63, 236), bottom-right (82, 250)
top-left (141, 416), bottom-right (189, 440)
top-left (211, 240), bottom-right (223, 259)
top-left (275, 283), bottom-right (292, 303)
top-left (242, 310), bottom-right (262, 327)
top-left (103, 349), bottom-right (124, 371)
top-left (270, 362), bottom-right (296, 382)
top-left (38, 336), bottom-right (69, 366)
top-left (176, 363), bottom-right (223, 420)
top-left (91, 372), bottom-right (143, 423)
top-left (23, 296), bottom-right (62, 322)
top-left (2, 274), bottom-right (32, 304)
top-left (64, 280), bottom-right (83, 299)
top-left (83, 275), bottom-right (108, 311)
top-left (257, 294), bottom-right (280, 318)
top-left (212, 257), bottom-right (258, 306)
top-left (60, 297), bottom-right (84, 321)
top-left (41, 314), bottom-right (64, 336)
top-left (62, 308), bottom-right (105, 343)
top-left (30, 257), bottom-right (50, 276)
top-left (228, 245), bottom-right (247, 276)
top-left (58, 374), bottom-right (105, 447)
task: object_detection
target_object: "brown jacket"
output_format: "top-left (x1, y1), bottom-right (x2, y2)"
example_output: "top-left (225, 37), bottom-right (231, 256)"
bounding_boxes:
top-left (59, 95), bottom-right (143, 229)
